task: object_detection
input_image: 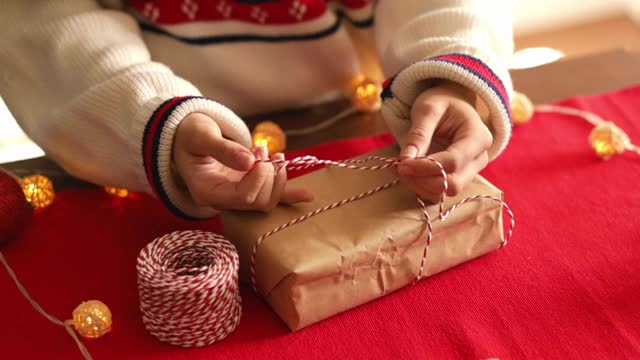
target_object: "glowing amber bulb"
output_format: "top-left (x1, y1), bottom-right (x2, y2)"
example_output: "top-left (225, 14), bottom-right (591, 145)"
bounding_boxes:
top-left (589, 121), bottom-right (629, 159)
top-left (104, 186), bottom-right (129, 198)
top-left (20, 174), bottom-right (55, 209)
top-left (252, 121), bottom-right (286, 155)
top-left (348, 75), bottom-right (381, 112)
top-left (72, 300), bottom-right (112, 339)
top-left (511, 91), bottom-right (534, 125)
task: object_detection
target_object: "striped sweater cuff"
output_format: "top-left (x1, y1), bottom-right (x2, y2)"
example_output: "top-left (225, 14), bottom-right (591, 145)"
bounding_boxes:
top-left (142, 96), bottom-right (252, 219)
top-left (380, 54), bottom-right (513, 160)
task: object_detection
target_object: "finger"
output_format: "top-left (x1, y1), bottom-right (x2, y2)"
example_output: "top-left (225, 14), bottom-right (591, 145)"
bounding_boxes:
top-left (444, 151), bottom-right (489, 196)
top-left (281, 186), bottom-right (314, 204)
top-left (398, 127), bottom-right (489, 177)
top-left (398, 174), bottom-right (445, 203)
top-left (178, 169), bottom-right (234, 208)
top-left (183, 119), bottom-right (254, 171)
top-left (248, 146), bottom-right (275, 208)
top-left (265, 153), bottom-right (287, 210)
top-left (401, 101), bottom-right (446, 159)
top-left (408, 150), bottom-right (489, 198)
top-left (269, 152), bottom-right (313, 205)
top-left (397, 157), bottom-right (443, 177)
top-left (207, 137), bottom-right (255, 172)
top-left (234, 147), bottom-right (272, 207)
top-left (447, 120), bottom-right (492, 163)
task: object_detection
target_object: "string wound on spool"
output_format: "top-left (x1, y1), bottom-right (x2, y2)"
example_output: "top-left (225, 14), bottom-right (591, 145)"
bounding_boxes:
top-left (137, 231), bottom-right (242, 347)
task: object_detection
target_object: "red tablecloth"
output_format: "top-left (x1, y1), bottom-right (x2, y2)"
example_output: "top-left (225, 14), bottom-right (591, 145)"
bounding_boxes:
top-left (2, 85), bottom-right (640, 359)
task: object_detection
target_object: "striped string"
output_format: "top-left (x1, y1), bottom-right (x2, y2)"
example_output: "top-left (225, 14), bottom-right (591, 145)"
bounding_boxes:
top-left (250, 155), bottom-right (515, 293)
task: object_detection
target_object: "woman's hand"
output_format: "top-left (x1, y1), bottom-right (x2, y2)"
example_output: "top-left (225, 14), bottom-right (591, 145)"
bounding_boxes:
top-left (173, 113), bottom-right (313, 211)
top-left (397, 82), bottom-right (493, 202)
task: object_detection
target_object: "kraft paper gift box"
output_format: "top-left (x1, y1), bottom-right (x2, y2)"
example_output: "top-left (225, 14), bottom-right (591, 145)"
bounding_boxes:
top-left (222, 145), bottom-right (504, 331)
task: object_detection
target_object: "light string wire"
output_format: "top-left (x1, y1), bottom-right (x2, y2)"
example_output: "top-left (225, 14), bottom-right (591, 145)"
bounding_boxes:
top-left (534, 104), bottom-right (640, 156)
top-left (0, 251), bottom-right (93, 360)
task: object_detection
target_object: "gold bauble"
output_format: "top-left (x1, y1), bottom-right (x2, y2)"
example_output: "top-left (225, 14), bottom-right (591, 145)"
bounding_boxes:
top-left (20, 174), bottom-right (55, 209)
top-left (252, 121), bottom-right (286, 155)
top-left (511, 91), bottom-right (534, 125)
top-left (589, 121), bottom-right (629, 159)
top-left (348, 75), bottom-right (381, 112)
top-left (104, 186), bottom-right (129, 198)
top-left (72, 300), bottom-right (112, 339)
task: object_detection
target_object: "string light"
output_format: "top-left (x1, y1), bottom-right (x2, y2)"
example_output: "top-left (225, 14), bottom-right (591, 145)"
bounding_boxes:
top-left (252, 121), bottom-right (286, 155)
top-left (348, 75), bottom-right (381, 112)
top-left (1, 247), bottom-right (110, 360)
top-left (20, 174), bottom-right (55, 209)
top-left (71, 300), bottom-right (113, 339)
top-left (104, 186), bottom-right (129, 198)
top-left (589, 122), bottom-right (630, 159)
top-left (511, 91), bottom-right (534, 125)
top-left (258, 74), bottom-right (381, 141)
top-left (520, 94), bottom-right (639, 160)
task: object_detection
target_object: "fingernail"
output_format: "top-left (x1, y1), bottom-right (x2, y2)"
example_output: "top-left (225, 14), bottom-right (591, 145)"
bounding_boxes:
top-left (274, 162), bottom-right (284, 174)
top-left (252, 146), bottom-right (265, 160)
top-left (400, 145), bottom-right (418, 159)
top-left (273, 153), bottom-right (285, 173)
top-left (258, 145), bottom-right (269, 158)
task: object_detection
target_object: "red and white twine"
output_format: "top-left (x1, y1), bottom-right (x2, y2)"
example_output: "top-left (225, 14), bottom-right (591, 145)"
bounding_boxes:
top-left (250, 155), bottom-right (515, 293)
top-left (136, 231), bottom-right (241, 347)
top-left (136, 155), bottom-right (514, 348)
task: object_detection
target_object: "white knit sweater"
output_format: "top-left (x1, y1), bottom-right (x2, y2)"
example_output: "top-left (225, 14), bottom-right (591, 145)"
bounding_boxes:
top-left (0, 0), bottom-right (513, 219)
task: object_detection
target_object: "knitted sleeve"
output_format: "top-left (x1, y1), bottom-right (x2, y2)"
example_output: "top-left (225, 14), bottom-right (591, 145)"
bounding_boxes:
top-left (0, 1), bottom-right (252, 219)
top-left (374, 0), bottom-right (514, 160)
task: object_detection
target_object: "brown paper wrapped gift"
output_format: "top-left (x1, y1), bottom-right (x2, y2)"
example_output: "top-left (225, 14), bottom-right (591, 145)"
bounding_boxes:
top-left (222, 145), bottom-right (504, 331)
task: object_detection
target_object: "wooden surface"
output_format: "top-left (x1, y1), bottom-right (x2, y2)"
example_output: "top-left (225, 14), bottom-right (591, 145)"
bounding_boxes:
top-left (252, 48), bottom-right (640, 149)
top-left (4, 49), bottom-right (640, 188)
top-left (515, 15), bottom-right (640, 59)
top-left (511, 48), bottom-right (640, 103)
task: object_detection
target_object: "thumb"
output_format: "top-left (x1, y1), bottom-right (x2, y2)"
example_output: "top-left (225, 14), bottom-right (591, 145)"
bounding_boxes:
top-left (208, 137), bottom-right (255, 171)
top-left (179, 113), bottom-right (255, 171)
top-left (401, 101), bottom-right (445, 159)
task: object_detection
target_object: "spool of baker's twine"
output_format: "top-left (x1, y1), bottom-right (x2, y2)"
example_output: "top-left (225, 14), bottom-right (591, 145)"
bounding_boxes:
top-left (136, 231), bottom-right (241, 347)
